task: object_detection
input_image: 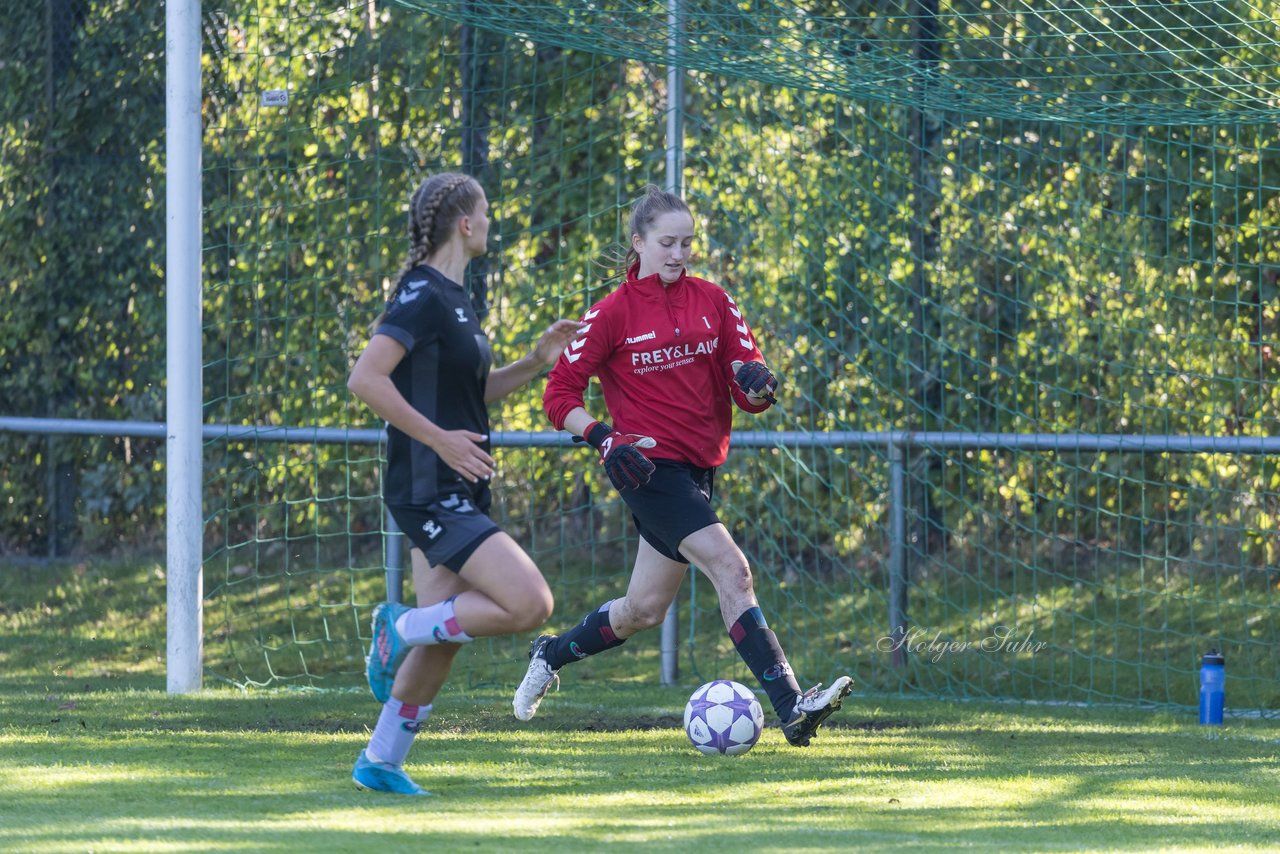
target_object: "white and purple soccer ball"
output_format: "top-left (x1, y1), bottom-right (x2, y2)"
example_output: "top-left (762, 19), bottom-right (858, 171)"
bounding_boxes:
top-left (683, 679), bottom-right (764, 756)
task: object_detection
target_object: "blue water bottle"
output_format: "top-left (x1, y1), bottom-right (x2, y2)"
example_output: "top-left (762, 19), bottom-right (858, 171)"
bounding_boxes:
top-left (1199, 650), bottom-right (1225, 725)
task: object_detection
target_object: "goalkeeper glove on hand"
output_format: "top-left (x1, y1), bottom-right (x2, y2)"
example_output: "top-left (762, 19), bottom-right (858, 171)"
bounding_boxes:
top-left (732, 360), bottom-right (778, 405)
top-left (580, 421), bottom-right (656, 490)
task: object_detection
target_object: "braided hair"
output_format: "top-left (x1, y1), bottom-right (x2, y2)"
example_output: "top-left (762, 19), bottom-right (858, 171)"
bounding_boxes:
top-left (377, 173), bottom-right (484, 322)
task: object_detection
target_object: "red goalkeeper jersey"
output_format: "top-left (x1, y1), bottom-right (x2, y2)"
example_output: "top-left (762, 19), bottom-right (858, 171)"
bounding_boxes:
top-left (543, 264), bottom-right (770, 468)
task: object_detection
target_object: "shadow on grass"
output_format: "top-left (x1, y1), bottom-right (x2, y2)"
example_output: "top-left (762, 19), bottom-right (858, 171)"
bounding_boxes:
top-left (1, 729), bottom-right (1276, 852)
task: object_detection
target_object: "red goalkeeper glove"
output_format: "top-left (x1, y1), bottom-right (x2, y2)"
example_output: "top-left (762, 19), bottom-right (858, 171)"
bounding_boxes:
top-left (581, 421), bottom-right (656, 491)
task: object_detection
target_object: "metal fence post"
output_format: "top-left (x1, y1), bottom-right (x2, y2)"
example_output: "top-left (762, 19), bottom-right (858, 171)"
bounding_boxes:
top-left (888, 438), bottom-right (908, 669)
top-left (658, 0), bottom-right (685, 687)
top-left (385, 507), bottom-right (404, 605)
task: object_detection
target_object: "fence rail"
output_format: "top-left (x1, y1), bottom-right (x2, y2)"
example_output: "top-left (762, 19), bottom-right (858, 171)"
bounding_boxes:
top-left (6, 415), bottom-right (1277, 681)
top-left (9, 417), bottom-right (1280, 453)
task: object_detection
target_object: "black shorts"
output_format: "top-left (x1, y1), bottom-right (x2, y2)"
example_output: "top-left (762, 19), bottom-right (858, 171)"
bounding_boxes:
top-left (619, 459), bottom-right (719, 563)
top-left (387, 489), bottom-right (501, 573)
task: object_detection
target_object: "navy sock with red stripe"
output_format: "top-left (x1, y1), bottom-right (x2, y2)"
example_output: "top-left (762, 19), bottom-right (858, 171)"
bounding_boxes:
top-left (730, 606), bottom-right (801, 720)
top-left (546, 600), bottom-right (626, 670)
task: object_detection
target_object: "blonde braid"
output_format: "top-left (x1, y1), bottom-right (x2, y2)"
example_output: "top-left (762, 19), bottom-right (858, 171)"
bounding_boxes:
top-left (370, 173), bottom-right (482, 331)
top-left (390, 173), bottom-right (477, 298)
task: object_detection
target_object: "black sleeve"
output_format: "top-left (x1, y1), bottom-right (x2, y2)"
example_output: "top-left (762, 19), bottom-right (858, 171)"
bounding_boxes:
top-left (376, 278), bottom-right (440, 351)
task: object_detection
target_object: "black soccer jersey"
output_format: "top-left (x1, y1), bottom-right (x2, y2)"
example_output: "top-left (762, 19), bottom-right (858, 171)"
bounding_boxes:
top-left (375, 265), bottom-right (493, 506)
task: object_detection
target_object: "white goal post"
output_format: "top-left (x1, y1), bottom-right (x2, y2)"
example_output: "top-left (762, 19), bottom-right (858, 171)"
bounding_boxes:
top-left (165, 0), bottom-right (204, 694)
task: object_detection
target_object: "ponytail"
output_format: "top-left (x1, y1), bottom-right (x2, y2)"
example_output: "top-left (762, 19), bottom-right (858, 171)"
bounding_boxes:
top-left (600, 184), bottom-right (691, 279)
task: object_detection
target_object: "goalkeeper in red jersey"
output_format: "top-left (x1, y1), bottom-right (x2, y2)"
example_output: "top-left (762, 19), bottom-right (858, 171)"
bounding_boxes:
top-left (513, 185), bottom-right (852, 746)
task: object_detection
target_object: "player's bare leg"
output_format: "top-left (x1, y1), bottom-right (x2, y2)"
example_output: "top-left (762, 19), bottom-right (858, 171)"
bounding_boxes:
top-left (515, 540), bottom-right (685, 720)
top-left (680, 523), bottom-right (852, 746)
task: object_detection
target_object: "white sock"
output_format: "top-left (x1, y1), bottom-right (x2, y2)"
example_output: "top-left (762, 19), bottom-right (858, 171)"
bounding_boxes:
top-left (395, 595), bottom-right (474, 645)
top-left (366, 698), bottom-right (432, 767)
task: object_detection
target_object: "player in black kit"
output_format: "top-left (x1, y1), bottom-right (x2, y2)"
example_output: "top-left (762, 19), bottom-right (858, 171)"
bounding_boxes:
top-left (346, 172), bottom-right (580, 795)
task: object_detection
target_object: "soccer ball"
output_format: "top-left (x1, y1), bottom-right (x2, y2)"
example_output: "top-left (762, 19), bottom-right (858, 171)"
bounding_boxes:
top-left (683, 679), bottom-right (764, 755)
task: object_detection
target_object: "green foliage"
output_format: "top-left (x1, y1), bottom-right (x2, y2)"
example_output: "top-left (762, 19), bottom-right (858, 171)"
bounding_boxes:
top-left (6, 1), bottom-right (1280, 707)
top-left (0, 0), bottom-right (166, 553)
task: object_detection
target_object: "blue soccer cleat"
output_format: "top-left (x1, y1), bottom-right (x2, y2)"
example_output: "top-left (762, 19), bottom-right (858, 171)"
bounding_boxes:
top-left (351, 750), bottom-right (432, 796)
top-left (367, 601), bottom-right (412, 703)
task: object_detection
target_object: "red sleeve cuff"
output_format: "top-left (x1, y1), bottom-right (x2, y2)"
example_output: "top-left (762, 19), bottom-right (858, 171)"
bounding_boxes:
top-left (731, 384), bottom-right (772, 413)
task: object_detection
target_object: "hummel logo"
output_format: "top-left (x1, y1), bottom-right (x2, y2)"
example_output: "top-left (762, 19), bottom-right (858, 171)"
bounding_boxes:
top-left (455, 307), bottom-right (468, 322)
top-left (396, 279), bottom-right (428, 304)
top-left (422, 520), bottom-right (444, 540)
top-left (441, 494), bottom-right (474, 513)
top-left (563, 309), bottom-right (599, 363)
top-left (763, 663), bottom-right (792, 681)
top-left (626, 331), bottom-right (656, 345)
top-left (564, 337), bottom-right (587, 363)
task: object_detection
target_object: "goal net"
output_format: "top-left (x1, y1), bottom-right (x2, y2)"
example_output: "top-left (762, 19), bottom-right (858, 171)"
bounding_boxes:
top-left (201, 0), bottom-right (1280, 714)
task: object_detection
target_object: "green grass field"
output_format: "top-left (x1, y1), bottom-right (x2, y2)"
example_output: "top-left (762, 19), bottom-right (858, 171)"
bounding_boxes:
top-left (3, 557), bottom-right (1280, 852)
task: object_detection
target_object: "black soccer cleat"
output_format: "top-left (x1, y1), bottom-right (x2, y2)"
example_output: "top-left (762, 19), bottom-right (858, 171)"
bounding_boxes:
top-left (781, 676), bottom-right (853, 747)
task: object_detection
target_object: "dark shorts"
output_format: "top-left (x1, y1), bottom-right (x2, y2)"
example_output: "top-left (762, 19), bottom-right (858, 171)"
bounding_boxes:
top-left (387, 489), bottom-right (501, 573)
top-left (619, 459), bottom-right (719, 563)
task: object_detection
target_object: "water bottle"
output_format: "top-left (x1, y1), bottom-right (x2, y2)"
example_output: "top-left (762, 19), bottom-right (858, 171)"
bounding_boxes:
top-left (1198, 650), bottom-right (1225, 725)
